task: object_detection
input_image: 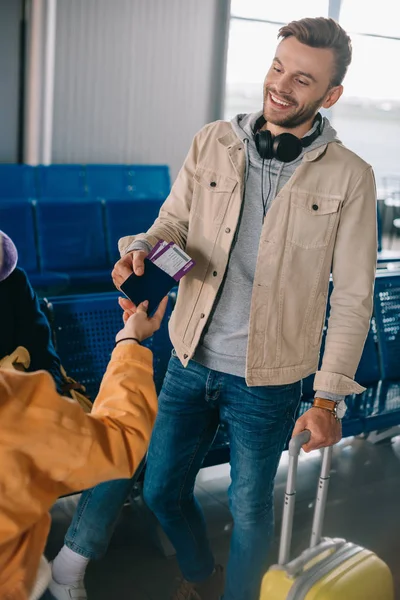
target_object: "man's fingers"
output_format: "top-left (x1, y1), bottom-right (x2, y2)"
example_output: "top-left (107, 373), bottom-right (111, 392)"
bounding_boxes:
top-left (112, 254), bottom-right (135, 289)
top-left (151, 296), bottom-right (169, 329)
top-left (292, 419), bottom-right (319, 453)
top-left (113, 262), bottom-right (133, 282)
top-left (111, 269), bottom-right (123, 289)
top-left (291, 418), bottom-right (305, 440)
top-left (302, 438), bottom-right (319, 453)
top-left (132, 251), bottom-right (147, 276)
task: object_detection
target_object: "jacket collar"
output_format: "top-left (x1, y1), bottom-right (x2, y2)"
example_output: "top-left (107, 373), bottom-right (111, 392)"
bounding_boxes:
top-left (302, 144), bottom-right (329, 162)
top-left (217, 130), bottom-right (242, 149)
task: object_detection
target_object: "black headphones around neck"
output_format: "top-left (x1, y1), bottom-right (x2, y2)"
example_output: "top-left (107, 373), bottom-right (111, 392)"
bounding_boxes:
top-left (254, 112), bottom-right (323, 163)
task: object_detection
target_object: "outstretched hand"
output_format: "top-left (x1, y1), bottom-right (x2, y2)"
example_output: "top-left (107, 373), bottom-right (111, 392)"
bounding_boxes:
top-left (115, 297), bottom-right (168, 344)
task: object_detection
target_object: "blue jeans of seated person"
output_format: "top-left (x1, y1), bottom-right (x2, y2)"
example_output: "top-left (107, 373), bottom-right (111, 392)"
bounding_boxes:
top-left (63, 461), bottom-right (144, 559)
top-left (143, 356), bottom-right (302, 600)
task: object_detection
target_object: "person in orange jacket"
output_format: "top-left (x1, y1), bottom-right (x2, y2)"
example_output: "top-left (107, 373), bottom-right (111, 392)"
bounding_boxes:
top-left (0, 293), bottom-right (168, 600)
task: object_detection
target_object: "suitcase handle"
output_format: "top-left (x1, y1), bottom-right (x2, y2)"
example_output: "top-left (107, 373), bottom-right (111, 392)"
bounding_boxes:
top-left (278, 430), bottom-right (333, 565)
top-left (285, 538), bottom-right (346, 577)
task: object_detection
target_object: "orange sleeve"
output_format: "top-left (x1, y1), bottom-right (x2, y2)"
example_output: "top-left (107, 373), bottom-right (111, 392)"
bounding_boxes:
top-left (63, 343), bottom-right (159, 491)
top-left (0, 343), bottom-right (157, 546)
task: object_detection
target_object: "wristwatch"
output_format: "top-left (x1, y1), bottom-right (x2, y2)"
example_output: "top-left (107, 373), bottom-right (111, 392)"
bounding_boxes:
top-left (313, 398), bottom-right (347, 421)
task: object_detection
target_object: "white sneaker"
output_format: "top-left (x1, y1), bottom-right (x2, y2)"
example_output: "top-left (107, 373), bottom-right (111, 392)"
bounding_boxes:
top-left (48, 577), bottom-right (87, 600)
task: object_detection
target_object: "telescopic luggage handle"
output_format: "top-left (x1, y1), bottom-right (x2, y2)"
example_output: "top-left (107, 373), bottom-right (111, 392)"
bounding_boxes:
top-left (278, 430), bottom-right (333, 566)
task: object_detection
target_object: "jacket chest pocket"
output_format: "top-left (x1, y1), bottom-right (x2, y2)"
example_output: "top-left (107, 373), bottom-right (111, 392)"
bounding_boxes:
top-left (192, 168), bottom-right (237, 226)
top-left (288, 192), bottom-right (341, 249)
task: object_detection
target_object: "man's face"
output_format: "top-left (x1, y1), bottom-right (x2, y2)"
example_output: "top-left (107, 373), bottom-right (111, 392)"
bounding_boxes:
top-left (263, 37), bottom-right (342, 129)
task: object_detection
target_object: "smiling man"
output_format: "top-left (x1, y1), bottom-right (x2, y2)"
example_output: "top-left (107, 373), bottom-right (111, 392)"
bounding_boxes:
top-left (52, 16), bottom-right (377, 600)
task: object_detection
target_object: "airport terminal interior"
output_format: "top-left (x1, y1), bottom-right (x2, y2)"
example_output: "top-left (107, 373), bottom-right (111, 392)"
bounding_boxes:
top-left (1, 1), bottom-right (400, 599)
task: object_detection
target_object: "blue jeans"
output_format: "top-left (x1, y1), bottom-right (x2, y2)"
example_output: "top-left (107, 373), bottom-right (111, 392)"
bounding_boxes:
top-left (143, 357), bottom-right (301, 600)
top-left (64, 461), bottom-right (144, 559)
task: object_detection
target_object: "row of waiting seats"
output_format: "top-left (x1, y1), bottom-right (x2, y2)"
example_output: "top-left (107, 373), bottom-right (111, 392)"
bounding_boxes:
top-left (0, 164), bottom-right (170, 200)
top-left (301, 271), bottom-right (400, 437)
top-left (43, 271), bottom-right (400, 468)
top-left (0, 164), bottom-right (170, 294)
top-left (5, 195), bottom-right (393, 295)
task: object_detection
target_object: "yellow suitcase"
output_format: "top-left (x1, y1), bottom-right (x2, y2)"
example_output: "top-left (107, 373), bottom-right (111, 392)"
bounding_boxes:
top-left (260, 431), bottom-right (394, 600)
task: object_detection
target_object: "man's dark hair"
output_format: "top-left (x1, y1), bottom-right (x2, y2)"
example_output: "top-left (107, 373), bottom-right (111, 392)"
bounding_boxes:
top-left (278, 17), bottom-right (352, 86)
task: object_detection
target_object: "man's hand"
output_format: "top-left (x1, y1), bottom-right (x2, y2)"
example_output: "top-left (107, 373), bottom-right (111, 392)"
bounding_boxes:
top-left (112, 250), bottom-right (148, 289)
top-left (292, 406), bottom-right (342, 453)
top-left (115, 297), bottom-right (168, 344)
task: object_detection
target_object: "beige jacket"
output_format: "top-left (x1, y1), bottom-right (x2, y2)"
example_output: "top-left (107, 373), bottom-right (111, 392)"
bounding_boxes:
top-left (119, 120), bottom-right (377, 394)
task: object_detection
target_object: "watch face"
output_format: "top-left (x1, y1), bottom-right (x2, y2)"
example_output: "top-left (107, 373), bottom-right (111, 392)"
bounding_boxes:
top-left (336, 400), bottom-right (347, 419)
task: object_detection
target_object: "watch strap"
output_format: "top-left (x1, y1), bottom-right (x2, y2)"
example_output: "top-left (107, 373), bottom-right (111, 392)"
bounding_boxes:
top-left (313, 397), bottom-right (337, 414)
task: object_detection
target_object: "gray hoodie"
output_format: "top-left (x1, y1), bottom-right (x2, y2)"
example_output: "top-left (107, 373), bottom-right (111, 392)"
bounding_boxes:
top-left (193, 112), bottom-right (339, 378)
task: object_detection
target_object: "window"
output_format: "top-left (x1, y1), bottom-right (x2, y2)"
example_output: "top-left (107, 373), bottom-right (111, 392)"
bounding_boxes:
top-left (339, 0), bottom-right (400, 38)
top-left (225, 1), bottom-right (400, 190)
top-left (230, 0), bottom-right (329, 23)
top-left (332, 34), bottom-right (400, 190)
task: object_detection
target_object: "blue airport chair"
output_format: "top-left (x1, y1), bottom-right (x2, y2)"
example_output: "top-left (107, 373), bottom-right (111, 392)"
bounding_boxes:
top-left (37, 165), bottom-right (87, 198)
top-left (35, 197), bottom-right (111, 288)
top-left (363, 272), bottom-right (400, 431)
top-left (86, 165), bottom-right (134, 200)
top-left (0, 198), bottom-right (69, 293)
top-left (373, 272), bottom-right (400, 381)
top-left (0, 199), bottom-right (38, 273)
top-left (130, 165), bottom-right (170, 200)
top-left (46, 291), bottom-right (175, 399)
top-left (0, 164), bottom-right (36, 198)
top-left (104, 197), bottom-right (162, 262)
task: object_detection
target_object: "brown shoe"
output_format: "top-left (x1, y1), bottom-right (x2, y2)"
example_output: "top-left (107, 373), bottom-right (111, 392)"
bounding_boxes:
top-left (171, 565), bottom-right (224, 600)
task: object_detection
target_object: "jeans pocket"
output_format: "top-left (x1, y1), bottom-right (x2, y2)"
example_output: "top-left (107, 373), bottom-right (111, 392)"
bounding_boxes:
top-left (286, 381), bottom-right (303, 423)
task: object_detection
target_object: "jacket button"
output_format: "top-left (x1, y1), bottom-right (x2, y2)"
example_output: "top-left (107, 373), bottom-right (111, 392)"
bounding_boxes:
top-left (213, 271), bottom-right (218, 277)
top-left (210, 181), bottom-right (217, 187)
top-left (200, 313), bottom-right (205, 318)
top-left (184, 354), bottom-right (188, 359)
top-left (312, 204), bottom-right (319, 211)
top-left (225, 227), bottom-right (231, 233)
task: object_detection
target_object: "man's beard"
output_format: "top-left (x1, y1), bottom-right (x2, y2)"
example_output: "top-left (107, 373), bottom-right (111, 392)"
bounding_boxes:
top-left (263, 86), bottom-right (327, 129)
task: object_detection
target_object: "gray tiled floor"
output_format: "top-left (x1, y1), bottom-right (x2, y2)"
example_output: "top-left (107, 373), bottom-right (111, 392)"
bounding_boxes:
top-left (46, 435), bottom-right (400, 599)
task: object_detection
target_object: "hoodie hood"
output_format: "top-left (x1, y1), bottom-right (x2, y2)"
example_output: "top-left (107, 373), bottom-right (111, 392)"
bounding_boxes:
top-left (231, 110), bottom-right (339, 159)
top-left (230, 110), bottom-right (340, 199)
top-left (0, 231), bottom-right (18, 283)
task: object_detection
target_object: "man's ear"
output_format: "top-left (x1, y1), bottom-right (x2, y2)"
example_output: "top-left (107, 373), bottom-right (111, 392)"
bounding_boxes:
top-left (323, 85), bottom-right (343, 109)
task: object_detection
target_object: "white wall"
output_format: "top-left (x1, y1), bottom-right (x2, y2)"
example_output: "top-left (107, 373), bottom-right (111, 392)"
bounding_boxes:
top-left (0, 0), bottom-right (22, 162)
top-left (52, 0), bottom-right (230, 179)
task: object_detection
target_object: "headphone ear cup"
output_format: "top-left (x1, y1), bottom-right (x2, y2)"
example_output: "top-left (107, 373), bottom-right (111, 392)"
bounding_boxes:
top-left (273, 133), bottom-right (303, 163)
top-left (255, 130), bottom-right (273, 160)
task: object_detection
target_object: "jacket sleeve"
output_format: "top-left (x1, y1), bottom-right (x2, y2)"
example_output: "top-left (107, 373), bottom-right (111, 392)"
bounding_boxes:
top-left (314, 166), bottom-right (377, 395)
top-left (14, 268), bottom-right (65, 393)
top-left (0, 344), bottom-right (157, 548)
top-left (118, 127), bottom-right (205, 256)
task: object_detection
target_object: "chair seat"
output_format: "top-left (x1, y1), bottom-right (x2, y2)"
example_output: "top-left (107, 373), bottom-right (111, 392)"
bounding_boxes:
top-left (28, 271), bottom-right (70, 294)
top-left (67, 269), bottom-right (113, 286)
top-left (363, 382), bottom-right (400, 432)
